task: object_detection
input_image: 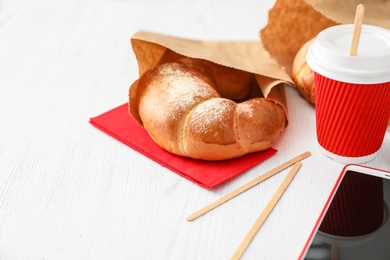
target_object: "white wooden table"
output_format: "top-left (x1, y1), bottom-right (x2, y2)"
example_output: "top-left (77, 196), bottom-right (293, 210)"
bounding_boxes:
top-left (1, 0), bottom-right (389, 259)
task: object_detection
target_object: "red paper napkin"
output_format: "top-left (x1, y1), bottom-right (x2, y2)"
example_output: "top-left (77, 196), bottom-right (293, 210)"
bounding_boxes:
top-left (89, 103), bottom-right (277, 189)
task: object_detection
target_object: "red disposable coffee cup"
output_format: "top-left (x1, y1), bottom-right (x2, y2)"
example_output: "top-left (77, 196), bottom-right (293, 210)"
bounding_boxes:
top-left (307, 24), bottom-right (390, 163)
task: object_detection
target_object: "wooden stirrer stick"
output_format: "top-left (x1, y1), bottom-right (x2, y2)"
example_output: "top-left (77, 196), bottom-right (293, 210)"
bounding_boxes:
top-left (231, 162), bottom-right (302, 260)
top-left (186, 151), bottom-right (311, 221)
top-left (350, 4), bottom-right (365, 56)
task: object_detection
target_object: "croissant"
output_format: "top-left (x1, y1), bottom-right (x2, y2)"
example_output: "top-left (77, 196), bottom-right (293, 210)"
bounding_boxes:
top-left (129, 58), bottom-right (287, 160)
top-left (292, 38), bottom-right (316, 104)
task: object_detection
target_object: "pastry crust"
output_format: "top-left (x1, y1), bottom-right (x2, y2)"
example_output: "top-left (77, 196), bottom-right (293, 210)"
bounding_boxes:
top-left (292, 38), bottom-right (316, 104)
top-left (129, 58), bottom-right (287, 160)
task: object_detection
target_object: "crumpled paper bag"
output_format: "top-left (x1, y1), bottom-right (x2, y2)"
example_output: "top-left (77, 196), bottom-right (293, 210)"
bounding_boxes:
top-left (260, 0), bottom-right (390, 74)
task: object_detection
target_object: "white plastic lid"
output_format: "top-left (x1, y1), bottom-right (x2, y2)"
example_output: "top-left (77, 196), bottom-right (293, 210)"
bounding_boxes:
top-left (306, 24), bottom-right (390, 84)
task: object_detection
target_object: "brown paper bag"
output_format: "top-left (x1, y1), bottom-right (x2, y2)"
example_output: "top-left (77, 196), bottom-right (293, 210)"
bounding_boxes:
top-left (130, 30), bottom-right (294, 118)
top-left (260, 0), bottom-right (390, 75)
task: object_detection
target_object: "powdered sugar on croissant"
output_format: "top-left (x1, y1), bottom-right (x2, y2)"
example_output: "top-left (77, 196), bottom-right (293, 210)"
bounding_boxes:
top-left (129, 58), bottom-right (287, 160)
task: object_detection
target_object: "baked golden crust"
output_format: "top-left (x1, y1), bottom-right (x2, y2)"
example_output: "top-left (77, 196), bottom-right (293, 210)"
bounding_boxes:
top-left (292, 38), bottom-right (316, 104)
top-left (129, 58), bottom-right (287, 160)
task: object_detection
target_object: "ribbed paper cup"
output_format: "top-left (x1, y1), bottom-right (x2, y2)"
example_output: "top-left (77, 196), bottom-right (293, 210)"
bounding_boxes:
top-left (307, 24), bottom-right (390, 164)
top-left (315, 74), bottom-right (390, 162)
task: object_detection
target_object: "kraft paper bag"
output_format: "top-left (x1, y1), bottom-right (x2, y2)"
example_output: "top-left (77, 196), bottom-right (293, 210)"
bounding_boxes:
top-left (260, 0), bottom-right (390, 74)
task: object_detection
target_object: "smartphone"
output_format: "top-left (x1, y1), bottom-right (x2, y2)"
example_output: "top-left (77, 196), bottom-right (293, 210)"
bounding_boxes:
top-left (317, 164), bottom-right (390, 247)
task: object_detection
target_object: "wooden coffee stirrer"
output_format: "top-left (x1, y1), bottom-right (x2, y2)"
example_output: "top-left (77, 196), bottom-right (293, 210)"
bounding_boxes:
top-left (350, 4), bottom-right (365, 56)
top-left (186, 151), bottom-right (311, 221)
top-left (232, 162), bottom-right (302, 260)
